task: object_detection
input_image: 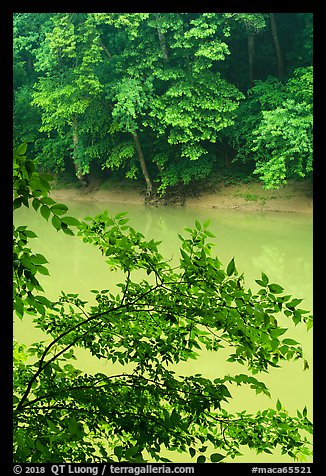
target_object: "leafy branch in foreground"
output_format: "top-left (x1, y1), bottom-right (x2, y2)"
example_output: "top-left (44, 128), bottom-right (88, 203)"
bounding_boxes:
top-left (13, 143), bottom-right (81, 320)
top-left (13, 148), bottom-right (312, 463)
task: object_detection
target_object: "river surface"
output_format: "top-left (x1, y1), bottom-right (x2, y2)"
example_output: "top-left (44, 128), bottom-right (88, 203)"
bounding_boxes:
top-left (14, 201), bottom-right (313, 463)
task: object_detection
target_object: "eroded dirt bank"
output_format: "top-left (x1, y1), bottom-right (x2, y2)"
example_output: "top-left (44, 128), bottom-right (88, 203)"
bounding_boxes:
top-left (49, 179), bottom-right (313, 214)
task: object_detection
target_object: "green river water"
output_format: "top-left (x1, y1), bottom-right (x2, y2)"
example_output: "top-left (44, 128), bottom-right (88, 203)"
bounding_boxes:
top-left (14, 201), bottom-right (313, 463)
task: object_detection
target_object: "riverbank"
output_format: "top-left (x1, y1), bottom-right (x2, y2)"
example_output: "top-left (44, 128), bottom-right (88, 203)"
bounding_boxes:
top-left (49, 178), bottom-right (313, 213)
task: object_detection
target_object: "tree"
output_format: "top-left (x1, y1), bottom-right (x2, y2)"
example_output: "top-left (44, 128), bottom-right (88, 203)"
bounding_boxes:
top-left (80, 13), bottom-right (246, 194)
top-left (269, 14), bottom-right (285, 79)
top-left (226, 66), bottom-right (313, 188)
top-left (250, 67), bottom-right (313, 188)
top-left (109, 77), bottom-right (154, 195)
top-left (13, 147), bottom-right (313, 463)
top-left (224, 14), bottom-right (266, 87)
top-left (142, 13), bottom-right (245, 193)
top-left (31, 14), bottom-right (106, 184)
top-left (13, 13), bottom-right (313, 192)
top-left (13, 14), bottom-right (53, 157)
top-left (225, 75), bottom-right (286, 166)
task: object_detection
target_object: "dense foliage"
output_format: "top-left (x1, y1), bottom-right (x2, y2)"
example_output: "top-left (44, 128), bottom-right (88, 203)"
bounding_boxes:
top-left (13, 12), bottom-right (314, 462)
top-left (227, 67), bottom-right (313, 188)
top-left (13, 147), bottom-right (313, 463)
top-left (13, 13), bottom-right (313, 193)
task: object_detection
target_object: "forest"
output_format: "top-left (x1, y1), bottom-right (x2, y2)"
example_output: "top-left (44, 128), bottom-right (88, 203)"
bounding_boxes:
top-left (13, 12), bottom-right (313, 195)
top-left (13, 12), bottom-right (313, 466)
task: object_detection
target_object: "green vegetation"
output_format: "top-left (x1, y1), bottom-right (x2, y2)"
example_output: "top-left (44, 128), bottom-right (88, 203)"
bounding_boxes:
top-left (241, 194), bottom-right (260, 202)
top-left (227, 67), bottom-right (313, 189)
top-left (13, 12), bottom-right (313, 464)
top-left (13, 13), bottom-right (313, 194)
top-left (13, 146), bottom-right (313, 463)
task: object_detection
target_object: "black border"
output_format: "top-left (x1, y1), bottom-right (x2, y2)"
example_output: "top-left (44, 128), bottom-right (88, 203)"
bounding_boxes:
top-left (4, 2), bottom-right (321, 473)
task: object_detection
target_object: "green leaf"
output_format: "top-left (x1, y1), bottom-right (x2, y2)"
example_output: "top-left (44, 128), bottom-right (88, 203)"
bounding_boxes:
top-left (46, 419), bottom-right (59, 432)
top-left (31, 189), bottom-right (43, 197)
top-left (68, 417), bottom-right (79, 435)
top-left (210, 453), bottom-right (225, 462)
top-left (255, 279), bottom-right (266, 287)
top-left (13, 395), bottom-right (20, 405)
top-left (303, 359), bottom-right (310, 371)
top-left (203, 219), bottom-right (211, 228)
top-left (62, 227), bottom-right (74, 236)
top-left (61, 216), bottom-right (81, 226)
top-left (115, 211), bottom-right (128, 219)
top-left (306, 318), bottom-right (313, 331)
top-left (226, 257), bottom-right (235, 276)
top-left (40, 205), bottom-right (50, 221)
top-left (16, 143), bottom-right (27, 155)
top-left (14, 299), bottom-right (24, 319)
top-left (40, 196), bottom-right (56, 206)
top-left (189, 447), bottom-right (196, 458)
top-left (35, 439), bottom-right (47, 452)
top-left (118, 218), bottom-right (129, 225)
top-left (125, 445), bottom-right (139, 458)
top-left (268, 283), bottom-right (284, 294)
top-left (170, 409), bottom-right (180, 424)
top-left (276, 399), bottom-right (282, 411)
top-left (30, 254), bottom-right (48, 265)
top-left (195, 219), bottom-right (202, 230)
top-left (286, 298), bottom-right (303, 309)
top-left (38, 176), bottom-right (51, 191)
top-left (196, 455), bottom-right (206, 463)
top-left (35, 296), bottom-right (52, 307)
top-left (51, 203), bottom-right (69, 215)
top-left (114, 446), bottom-right (122, 457)
top-left (32, 199), bottom-right (41, 211)
top-left (13, 197), bottom-right (23, 210)
top-left (36, 265), bottom-right (49, 275)
top-left (264, 448), bottom-right (273, 454)
top-left (63, 349), bottom-right (75, 359)
top-left (180, 249), bottom-right (190, 264)
top-left (204, 229), bottom-right (215, 238)
top-left (25, 160), bottom-right (35, 176)
top-left (25, 435), bottom-right (35, 449)
top-left (198, 445), bottom-right (208, 453)
top-left (51, 215), bottom-right (62, 231)
top-left (24, 230), bottom-right (38, 238)
top-left (41, 173), bottom-right (54, 181)
top-left (21, 195), bottom-right (29, 207)
top-left (282, 338), bottom-right (300, 346)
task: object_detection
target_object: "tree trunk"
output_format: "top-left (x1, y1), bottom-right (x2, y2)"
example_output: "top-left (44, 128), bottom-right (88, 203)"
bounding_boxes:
top-left (225, 148), bottom-right (232, 169)
top-left (248, 32), bottom-right (255, 87)
top-left (155, 14), bottom-right (168, 62)
top-left (269, 13), bottom-right (285, 79)
top-left (132, 133), bottom-right (153, 195)
top-left (72, 118), bottom-right (78, 163)
top-left (100, 40), bottom-right (111, 59)
top-left (27, 55), bottom-right (33, 73)
top-left (72, 118), bottom-right (88, 187)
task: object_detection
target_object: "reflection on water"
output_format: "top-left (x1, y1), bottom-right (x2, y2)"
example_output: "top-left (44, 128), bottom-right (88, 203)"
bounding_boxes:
top-left (252, 245), bottom-right (287, 282)
top-left (14, 201), bottom-right (313, 463)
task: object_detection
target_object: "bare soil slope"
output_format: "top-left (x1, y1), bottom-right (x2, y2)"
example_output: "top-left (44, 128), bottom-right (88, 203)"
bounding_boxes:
top-left (50, 179), bottom-right (312, 213)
